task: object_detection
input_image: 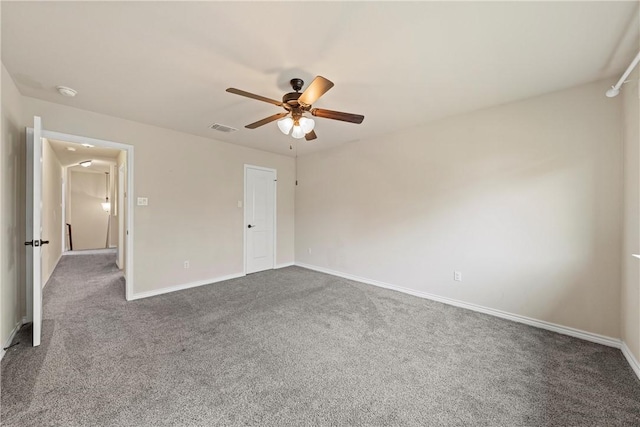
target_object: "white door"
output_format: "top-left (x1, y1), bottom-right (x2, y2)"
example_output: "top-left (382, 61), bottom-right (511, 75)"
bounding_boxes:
top-left (26, 116), bottom-right (45, 347)
top-left (245, 166), bottom-right (276, 274)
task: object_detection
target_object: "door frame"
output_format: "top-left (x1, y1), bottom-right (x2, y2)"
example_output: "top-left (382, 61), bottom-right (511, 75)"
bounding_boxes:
top-left (243, 164), bottom-right (277, 275)
top-left (27, 128), bottom-right (136, 301)
top-left (117, 163), bottom-right (125, 269)
top-left (60, 171), bottom-right (66, 253)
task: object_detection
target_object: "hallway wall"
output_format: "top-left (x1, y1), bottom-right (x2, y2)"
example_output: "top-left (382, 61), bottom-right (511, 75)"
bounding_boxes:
top-left (69, 170), bottom-right (110, 250)
top-left (41, 139), bottom-right (63, 284)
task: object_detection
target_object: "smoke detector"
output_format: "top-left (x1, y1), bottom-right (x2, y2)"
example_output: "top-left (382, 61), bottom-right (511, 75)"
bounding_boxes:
top-left (56, 86), bottom-right (77, 97)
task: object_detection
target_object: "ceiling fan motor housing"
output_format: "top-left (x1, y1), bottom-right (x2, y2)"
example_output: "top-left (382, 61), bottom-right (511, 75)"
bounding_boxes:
top-left (290, 78), bottom-right (304, 92)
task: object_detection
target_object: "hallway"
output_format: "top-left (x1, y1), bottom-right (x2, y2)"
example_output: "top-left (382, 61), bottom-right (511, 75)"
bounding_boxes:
top-left (1, 253), bottom-right (126, 425)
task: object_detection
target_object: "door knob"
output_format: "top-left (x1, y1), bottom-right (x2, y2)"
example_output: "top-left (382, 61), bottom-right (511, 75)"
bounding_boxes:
top-left (247, 224), bottom-right (254, 228)
top-left (24, 239), bottom-right (48, 247)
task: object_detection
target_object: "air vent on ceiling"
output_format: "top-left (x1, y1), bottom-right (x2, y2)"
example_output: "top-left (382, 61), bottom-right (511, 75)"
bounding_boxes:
top-left (210, 123), bottom-right (238, 133)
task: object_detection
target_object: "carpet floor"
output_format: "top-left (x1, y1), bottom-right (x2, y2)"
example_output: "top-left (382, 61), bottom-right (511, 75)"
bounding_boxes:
top-left (2, 254), bottom-right (639, 426)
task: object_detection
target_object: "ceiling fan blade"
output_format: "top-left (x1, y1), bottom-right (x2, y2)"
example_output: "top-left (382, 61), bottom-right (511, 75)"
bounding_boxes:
top-left (226, 88), bottom-right (283, 106)
top-left (245, 112), bottom-right (288, 129)
top-left (311, 108), bottom-right (364, 124)
top-left (305, 130), bottom-right (317, 141)
top-left (298, 76), bottom-right (334, 107)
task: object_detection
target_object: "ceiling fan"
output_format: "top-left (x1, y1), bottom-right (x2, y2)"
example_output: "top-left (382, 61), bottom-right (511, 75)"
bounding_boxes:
top-left (226, 76), bottom-right (364, 141)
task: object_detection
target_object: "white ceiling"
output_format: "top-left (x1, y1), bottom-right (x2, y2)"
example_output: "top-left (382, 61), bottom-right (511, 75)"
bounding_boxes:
top-left (47, 138), bottom-right (120, 173)
top-left (3, 1), bottom-right (638, 157)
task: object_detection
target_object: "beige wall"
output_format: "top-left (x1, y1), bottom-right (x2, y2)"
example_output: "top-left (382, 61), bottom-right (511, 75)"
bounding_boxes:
top-left (1, 64), bottom-right (25, 346)
top-left (69, 170), bottom-right (110, 250)
top-left (41, 139), bottom-right (63, 284)
top-left (296, 79), bottom-right (623, 339)
top-left (622, 68), bottom-right (640, 362)
top-left (20, 96), bottom-right (296, 295)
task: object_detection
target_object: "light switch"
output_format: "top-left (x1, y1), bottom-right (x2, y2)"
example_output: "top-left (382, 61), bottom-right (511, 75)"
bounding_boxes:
top-left (237, 201), bottom-right (243, 208)
top-left (137, 197), bottom-right (148, 206)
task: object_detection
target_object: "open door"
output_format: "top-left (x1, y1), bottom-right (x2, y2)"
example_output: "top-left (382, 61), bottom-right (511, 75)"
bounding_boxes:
top-left (25, 116), bottom-right (47, 347)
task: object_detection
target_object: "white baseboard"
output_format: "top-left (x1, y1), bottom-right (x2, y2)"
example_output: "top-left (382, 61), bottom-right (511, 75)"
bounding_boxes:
top-left (621, 342), bottom-right (640, 380)
top-left (129, 263), bottom-right (294, 301)
top-left (275, 262), bottom-right (295, 269)
top-left (1, 319), bottom-right (24, 361)
top-left (129, 272), bottom-right (245, 301)
top-left (64, 248), bottom-right (117, 255)
top-left (295, 262), bottom-right (621, 349)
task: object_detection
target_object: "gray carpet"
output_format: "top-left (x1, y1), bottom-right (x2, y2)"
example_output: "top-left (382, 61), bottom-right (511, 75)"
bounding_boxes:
top-left (2, 254), bottom-right (639, 426)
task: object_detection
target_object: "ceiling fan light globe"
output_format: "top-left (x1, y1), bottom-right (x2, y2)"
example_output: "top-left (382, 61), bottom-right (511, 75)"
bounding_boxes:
top-left (299, 117), bottom-right (315, 133)
top-left (277, 117), bottom-right (294, 134)
top-left (291, 125), bottom-right (305, 139)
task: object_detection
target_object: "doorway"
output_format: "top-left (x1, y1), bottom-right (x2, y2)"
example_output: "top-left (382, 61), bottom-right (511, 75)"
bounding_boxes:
top-left (54, 141), bottom-right (122, 252)
top-left (39, 130), bottom-right (134, 301)
top-left (26, 117), bottom-right (135, 347)
top-left (244, 165), bottom-right (277, 274)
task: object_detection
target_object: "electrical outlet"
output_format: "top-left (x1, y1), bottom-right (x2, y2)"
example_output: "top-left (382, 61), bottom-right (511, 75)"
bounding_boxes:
top-left (137, 197), bottom-right (148, 206)
top-left (308, 248), bottom-right (312, 254)
top-left (184, 261), bottom-right (190, 269)
top-left (454, 271), bottom-right (462, 282)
